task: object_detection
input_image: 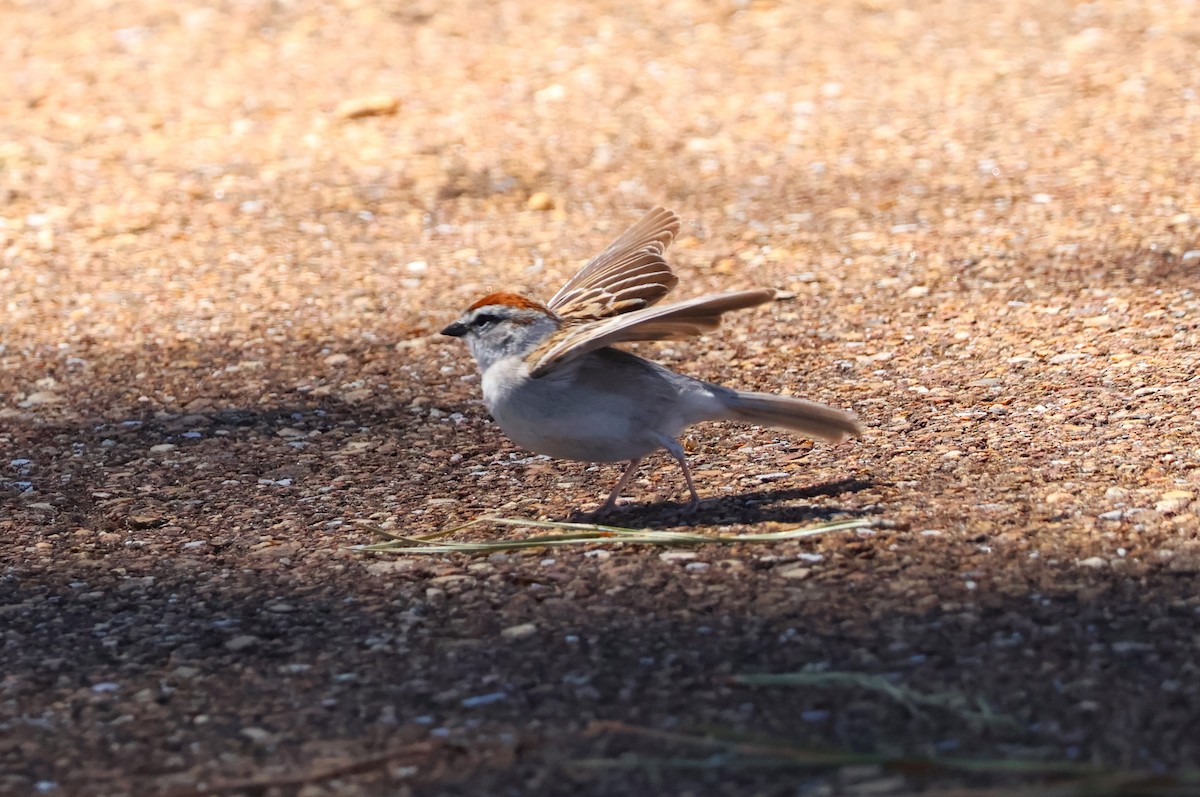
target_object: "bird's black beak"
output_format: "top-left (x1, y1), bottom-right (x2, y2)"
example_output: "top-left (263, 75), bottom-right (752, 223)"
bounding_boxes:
top-left (441, 321), bottom-right (468, 337)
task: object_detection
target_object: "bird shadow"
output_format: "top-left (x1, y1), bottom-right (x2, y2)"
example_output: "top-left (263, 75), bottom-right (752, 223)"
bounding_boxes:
top-left (571, 478), bottom-right (877, 529)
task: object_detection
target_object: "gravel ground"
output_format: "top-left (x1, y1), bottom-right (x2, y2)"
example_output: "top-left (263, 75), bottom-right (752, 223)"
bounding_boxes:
top-left (2, 1), bottom-right (1199, 794)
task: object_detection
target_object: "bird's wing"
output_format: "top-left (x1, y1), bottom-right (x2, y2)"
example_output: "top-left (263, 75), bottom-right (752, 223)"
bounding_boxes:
top-left (546, 207), bottom-right (681, 321)
top-left (528, 289), bottom-right (776, 378)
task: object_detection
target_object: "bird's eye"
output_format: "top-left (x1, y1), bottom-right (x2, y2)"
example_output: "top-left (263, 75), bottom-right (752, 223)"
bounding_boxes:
top-left (471, 313), bottom-right (503, 328)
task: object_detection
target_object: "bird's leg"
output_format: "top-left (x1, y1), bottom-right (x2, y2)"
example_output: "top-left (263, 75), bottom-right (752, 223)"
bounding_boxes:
top-left (658, 437), bottom-right (700, 513)
top-left (595, 457), bottom-right (643, 517)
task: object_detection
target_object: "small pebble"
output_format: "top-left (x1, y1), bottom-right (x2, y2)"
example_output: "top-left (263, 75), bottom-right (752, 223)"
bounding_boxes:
top-left (224, 635), bottom-right (261, 652)
top-left (501, 622), bottom-right (537, 640)
top-left (778, 564), bottom-right (812, 580)
top-left (335, 94), bottom-right (399, 119)
top-left (1155, 491), bottom-right (1194, 515)
top-left (461, 691), bottom-right (508, 708)
top-left (18, 391), bottom-right (62, 407)
top-left (527, 192), bottom-right (555, 211)
top-left (239, 727), bottom-right (274, 744)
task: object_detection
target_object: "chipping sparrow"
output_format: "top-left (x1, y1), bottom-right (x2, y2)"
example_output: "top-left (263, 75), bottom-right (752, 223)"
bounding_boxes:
top-left (441, 207), bottom-right (862, 513)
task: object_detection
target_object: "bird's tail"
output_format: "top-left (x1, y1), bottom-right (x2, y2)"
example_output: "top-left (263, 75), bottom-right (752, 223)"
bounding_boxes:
top-left (716, 389), bottom-right (861, 444)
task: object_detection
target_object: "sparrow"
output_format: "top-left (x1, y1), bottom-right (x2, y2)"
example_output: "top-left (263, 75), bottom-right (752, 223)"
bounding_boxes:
top-left (441, 207), bottom-right (862, 513)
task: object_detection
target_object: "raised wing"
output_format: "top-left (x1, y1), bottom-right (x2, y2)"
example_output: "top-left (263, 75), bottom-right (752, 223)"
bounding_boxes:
top-left (529, 289), bottom-right (776, 378)
top-left (546, 207), bottom-right (681, 321)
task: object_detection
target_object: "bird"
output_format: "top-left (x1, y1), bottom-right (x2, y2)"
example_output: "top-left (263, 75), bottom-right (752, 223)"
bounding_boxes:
top-left (440, 207), bottom-right (862, 514)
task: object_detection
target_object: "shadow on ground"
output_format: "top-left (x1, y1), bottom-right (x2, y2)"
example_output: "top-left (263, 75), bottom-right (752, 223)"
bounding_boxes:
top-left (2, 539), bottom-right (1198, 795)
top-left (2, 339), bottom-right (1198, 796)
top-left (579, 478), bottom-right (878, 527)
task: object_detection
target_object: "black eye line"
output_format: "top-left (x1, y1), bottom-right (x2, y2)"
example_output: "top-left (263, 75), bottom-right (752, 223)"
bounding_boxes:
top-left (471, 312), bottom-right (504, 327)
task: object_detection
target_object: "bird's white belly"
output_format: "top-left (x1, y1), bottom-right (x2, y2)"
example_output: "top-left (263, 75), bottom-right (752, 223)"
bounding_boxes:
top-left (481, 360), bottom-right (659, 462)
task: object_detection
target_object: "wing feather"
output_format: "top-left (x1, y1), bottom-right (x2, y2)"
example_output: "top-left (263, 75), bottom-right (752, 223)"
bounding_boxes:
top-left (529, 289), bottom-right (775, 378)
top-left (547, 207), bottom-right (682, 320)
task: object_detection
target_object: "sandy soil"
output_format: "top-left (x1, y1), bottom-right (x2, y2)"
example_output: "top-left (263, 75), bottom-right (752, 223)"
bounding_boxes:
top-left (2, 0), bottom-right (1198, 794)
